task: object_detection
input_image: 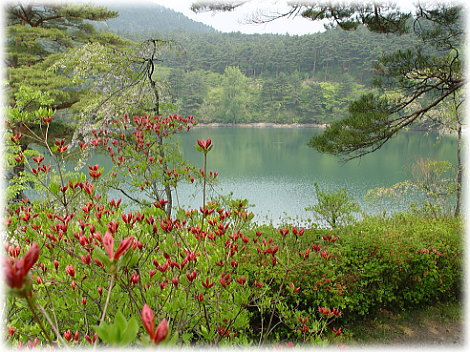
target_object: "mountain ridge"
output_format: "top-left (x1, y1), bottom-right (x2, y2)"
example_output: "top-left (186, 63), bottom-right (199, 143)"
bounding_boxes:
top-left (103, 3), bottom-right (217, 34)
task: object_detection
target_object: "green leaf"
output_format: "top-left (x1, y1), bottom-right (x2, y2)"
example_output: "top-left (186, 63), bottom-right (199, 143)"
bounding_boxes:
top-left (93, 246), bottom-right (111, 266)
top-left (48, 182), bottom-right (60, 195)
top-left (92, 312), bottom-right (138, 346)
top-left (181, 333), bottom-right (193, 344)
top-left (92, 324), bottom-right (110, 344)
top-left (115, 311), bottom-right (127, 332)
top-left (120, 316), bottom-right (138, 345)
top-left (167, 330), bottom-right (179, 345)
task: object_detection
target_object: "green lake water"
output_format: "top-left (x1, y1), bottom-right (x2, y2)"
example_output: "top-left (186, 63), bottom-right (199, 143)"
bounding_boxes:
top-left (54, 126), bottom-right (456, 225)
top-left (171, 127), bottom-right (457, 225)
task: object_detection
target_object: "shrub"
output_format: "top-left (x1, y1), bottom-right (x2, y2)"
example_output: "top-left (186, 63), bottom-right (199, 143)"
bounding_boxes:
top-left (305, 182), bottom-right (360, 228)
top-left (3, 113), bottom-right (463, 347)
top-left (4, 114), bottom-right (344, 347)
top-left (319, 215), bottom-right (462, 318)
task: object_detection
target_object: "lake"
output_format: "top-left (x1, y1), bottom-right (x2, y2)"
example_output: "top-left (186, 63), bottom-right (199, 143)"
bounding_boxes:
top-left (171, 127), bottom-right (457, 225)
top-left (54, 126), bottom-right (456, 226)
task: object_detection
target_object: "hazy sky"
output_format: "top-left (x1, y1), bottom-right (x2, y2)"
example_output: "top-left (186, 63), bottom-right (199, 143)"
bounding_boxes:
top-left (104, 1), bottom-right (428, 35)
top-left (150, 0), bottom-right (327, 35)
top-left (148, 0), bottom-right (421, 35)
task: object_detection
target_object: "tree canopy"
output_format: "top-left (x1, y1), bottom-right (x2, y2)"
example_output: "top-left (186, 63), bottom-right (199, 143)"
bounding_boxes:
top-left (5, 2), bottom-right (124, 114)
top-left (308, 3), bottom-right (463, 159)
top-left (190, 1), bottom-right (464, 215)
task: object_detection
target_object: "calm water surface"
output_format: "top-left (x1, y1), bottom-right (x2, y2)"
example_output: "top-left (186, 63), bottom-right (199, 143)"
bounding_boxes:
top-left (173, 127), bottom-right (457, 225)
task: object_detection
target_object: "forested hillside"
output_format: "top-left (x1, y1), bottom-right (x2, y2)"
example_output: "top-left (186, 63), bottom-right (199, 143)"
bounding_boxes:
top-left (104, 3), bottom-right (216, 33)
top-left (103, 5), bottom-right (420, 124)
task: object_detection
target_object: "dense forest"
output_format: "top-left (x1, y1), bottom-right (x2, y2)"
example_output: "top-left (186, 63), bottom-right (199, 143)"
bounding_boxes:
top-left (104, 5), bottom-right (420, 124)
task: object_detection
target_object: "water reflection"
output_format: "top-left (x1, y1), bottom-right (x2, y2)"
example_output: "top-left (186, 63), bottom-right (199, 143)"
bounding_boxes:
top-left (36, 127), bottom-right (456, 225)
top-left (176, 127), bottom-right (456, 224)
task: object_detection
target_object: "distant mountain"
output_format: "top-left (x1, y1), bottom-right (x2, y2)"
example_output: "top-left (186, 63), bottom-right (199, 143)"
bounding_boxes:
top-left (103, 3), bottom-right (217, 34)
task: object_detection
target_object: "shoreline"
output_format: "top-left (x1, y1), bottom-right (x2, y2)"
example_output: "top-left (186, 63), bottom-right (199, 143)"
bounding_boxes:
top-left (193, 122), bottom-right (328, 128)
top-left (192, 122), bottom-right (457, 136)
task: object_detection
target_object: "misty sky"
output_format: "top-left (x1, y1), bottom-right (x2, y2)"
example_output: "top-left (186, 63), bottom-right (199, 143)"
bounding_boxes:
top-left (149, 0), bottom-right (420, 35)
top-left (151, 0), bottom-right (327, 35)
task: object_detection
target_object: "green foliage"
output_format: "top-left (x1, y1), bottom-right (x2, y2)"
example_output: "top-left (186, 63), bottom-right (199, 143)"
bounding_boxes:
top-left (305, 182), bottom-right (360, 228)
top-left (284, 215), bottom-right (462, 320)
top-left (308, 93), bottom-right (392, 157)
top-left (5, 87), bottom-right (54, 202)
top-left (309, 4), bottom-right (463, 164)
top-left (88, 114), bottom-right (198, 215)
top-left (125, 26), bottom-right (418, 82)
top-left (105, 14), bottom-right (422, 124)
top-left (7, 86), bottom-right (55, 124)
top-left (6, 2), bottom-right (129, 121)
top-left (6, 25), bottom-right (71, 67)
top-left (335, 215), bottom-right (463, 317)
top-left (4, 2), bottom-right (464, 348)
top-left (93, 311), bottom-right (139, 346)
top-left (366, 159), bottom-right (457, 218)
top-left (3, 117), bottom-right (463, 347)
top-left (106, 3), bottom-right (216, 33)
top-left (159, 65), bottom-right (370, 124)
top-left (6, 3), bottom-right (118, 27)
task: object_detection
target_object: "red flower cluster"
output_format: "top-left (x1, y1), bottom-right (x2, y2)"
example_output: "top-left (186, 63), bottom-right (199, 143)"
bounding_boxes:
top-left (55, 138), bottom-right (68, 153)
top-left (102, 232), bottom-right (134, 261)
top-left (141, 304), bottom-right (168, 344)
top-left (88, 164), bottom-right (102, 179)
top-left (4, 242), bottom-right (39, 290)
top-left (197, 138), bottom-right (212, 150)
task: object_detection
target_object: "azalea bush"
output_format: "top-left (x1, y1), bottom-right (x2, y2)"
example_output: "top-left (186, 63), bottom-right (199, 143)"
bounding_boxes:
top-left (334, 215), bottom-right (463, 317)
top-left (3, 113), bottom-right (463, 347)
top-left (83, 113), bottom-right (198, 216)
top-left (254, 214), bottom-right (462, 323)
top-left (3, 113), bottom-right (345, 348)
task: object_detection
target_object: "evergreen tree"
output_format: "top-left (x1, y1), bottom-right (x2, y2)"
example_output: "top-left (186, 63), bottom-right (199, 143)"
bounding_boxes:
top-left (5, 2), bottom-right (123, 201)
top-left (6, 2), bottom-right (122, 116)
top-left (303, 3), bottom-right (464, 215)
top-left (191, 1), bottom-right (464, 215)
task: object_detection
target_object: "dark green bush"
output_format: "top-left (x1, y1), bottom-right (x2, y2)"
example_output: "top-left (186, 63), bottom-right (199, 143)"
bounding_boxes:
top-left (283, 214), bottom-right (463, 321)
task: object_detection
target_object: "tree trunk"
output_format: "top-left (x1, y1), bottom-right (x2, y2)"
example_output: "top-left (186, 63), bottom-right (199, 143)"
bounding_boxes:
top-left (454, 123), bottom-right (463, 217)
top-left (149, 61), bottom-right (172, 218)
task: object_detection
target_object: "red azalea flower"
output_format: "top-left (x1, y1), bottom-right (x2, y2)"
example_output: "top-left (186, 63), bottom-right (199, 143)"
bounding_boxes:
top-left (102, 232), bottom-right (114, 260)
top-left (236, 276), bottom-right (247, 285)
top-left (7, 327), bottom-right (16, 336)
top-left (4, 242), bottom-right (39, 290)
top-left (202, 277), bottom-right (215, 289)
top-left (63, 329), bottom-right (72, 342)
top-left (153, 318), bottom-right (168, 344)
top-left (196, 138), bottom-right (212, 153)
top-left (32, 155), bottom-right (45, 164)
top-left (141, 304), bottom-right (155, 338)
top-left (65, 264), bottom-right (75, 278)
top-left (42, 116), bottom-right (52, 124)
top-left (141, 304), bottom-right (168, 344)
top-left (197, 138), bottom-right (211, 149)
top-left (114, 236), bottom-right (134, 260)
top-left (332, 327), bottom-right (343, 336)
top-left (102, 232), bottom-right (134, 261)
